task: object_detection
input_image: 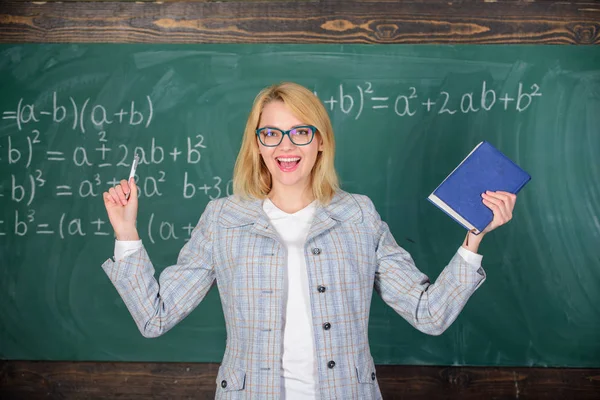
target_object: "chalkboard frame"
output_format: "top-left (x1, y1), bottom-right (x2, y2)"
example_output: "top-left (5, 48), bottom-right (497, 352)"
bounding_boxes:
top-left (1, 1), bottom-right (599, 399)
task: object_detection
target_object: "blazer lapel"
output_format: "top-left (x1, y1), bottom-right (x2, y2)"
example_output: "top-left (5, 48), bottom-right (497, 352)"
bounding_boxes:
top-left (219, 190), bottom-right (362, 243)
top-left (306, 204), bottom-right (338, 243)
top-left (250, 208), bottom-right (283, 243)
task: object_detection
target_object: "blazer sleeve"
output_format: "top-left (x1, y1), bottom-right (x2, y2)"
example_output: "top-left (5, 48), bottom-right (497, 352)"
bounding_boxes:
top-left (363, 196), bottom-right (486, 336)
top-left (101, 200), bottom-right (217, 338)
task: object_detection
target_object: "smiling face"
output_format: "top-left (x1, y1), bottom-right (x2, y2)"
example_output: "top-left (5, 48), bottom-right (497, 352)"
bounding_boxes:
top-left (232, 82), bottom-right (339, 203)
top-left (257, 100), bottom-right (323, 196)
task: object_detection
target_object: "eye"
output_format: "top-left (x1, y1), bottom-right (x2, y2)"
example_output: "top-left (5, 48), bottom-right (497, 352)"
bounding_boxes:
top-left (262, 128), bottom-right (280, 137)
top-left (291, 127), bottom-right (311, 136)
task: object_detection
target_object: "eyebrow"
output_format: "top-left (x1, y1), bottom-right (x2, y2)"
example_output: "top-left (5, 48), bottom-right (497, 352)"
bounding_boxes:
top-left (259, 124), bottom-right (307, 130)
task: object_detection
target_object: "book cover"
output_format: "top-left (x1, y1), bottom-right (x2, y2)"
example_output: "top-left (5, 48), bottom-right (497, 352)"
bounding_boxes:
top-left (427, 141), bottom-right (531, 234)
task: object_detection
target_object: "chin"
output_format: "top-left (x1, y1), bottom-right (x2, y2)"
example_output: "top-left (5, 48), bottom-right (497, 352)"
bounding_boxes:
top-left (272, 172), bottom-right (309, 189)
top-left (277, 177), bottom-right (305, 187)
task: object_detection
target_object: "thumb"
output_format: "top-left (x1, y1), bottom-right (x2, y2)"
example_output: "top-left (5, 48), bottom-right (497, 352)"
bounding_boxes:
top-left (128, 177), bottom-right (138, 201)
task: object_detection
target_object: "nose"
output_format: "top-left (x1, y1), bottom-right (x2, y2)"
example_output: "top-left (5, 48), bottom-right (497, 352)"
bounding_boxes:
top-left (278, 133), bottom-right (295, 150)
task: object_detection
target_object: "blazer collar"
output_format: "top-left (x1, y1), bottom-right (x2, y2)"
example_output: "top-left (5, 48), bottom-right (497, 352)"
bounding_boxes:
top-left (217, 190), bottom-right (363, 232)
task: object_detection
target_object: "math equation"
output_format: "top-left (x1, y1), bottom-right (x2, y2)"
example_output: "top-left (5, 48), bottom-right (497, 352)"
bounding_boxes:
top-left (0, 81), bottom-right (542, 242)
top-left (314, 81), bottom-right (542, 120)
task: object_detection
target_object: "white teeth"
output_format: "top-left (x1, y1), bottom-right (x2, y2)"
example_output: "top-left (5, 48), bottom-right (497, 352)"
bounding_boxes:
top-left (277, 157), bottom-right (300, 162)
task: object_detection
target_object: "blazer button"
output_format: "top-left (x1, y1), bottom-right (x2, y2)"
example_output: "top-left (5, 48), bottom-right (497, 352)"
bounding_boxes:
top-left (312, 248), bottom-right (321, 255)
top-left (323, 322), bottom-right (331, 330)
top-left (371, 372), bottom-right (376, 380)
top-left (327, 360), bottom-right (335, 369)
top-left (221, 380), bottom-right (227, 388)
top-left (317, 285), bottom-right (326, 293)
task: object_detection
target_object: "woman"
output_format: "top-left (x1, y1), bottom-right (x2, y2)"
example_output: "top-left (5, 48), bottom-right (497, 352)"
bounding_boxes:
top-left (102, 82), bottom-right (516, 399)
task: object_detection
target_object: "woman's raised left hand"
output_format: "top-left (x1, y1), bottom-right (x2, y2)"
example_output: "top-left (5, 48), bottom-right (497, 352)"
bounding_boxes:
top-left (480, 190), bottom-right (517, 235)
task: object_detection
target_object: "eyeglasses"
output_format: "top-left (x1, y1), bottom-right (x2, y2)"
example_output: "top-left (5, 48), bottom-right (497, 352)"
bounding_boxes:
top-left (256, 125), bottom-right (317, 147)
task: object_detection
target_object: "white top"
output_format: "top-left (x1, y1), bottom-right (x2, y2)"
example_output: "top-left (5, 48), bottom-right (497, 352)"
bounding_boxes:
top-left (113, 200), bottom-right (482, 400)
top-left (262, 198), bottom-right (319, 399)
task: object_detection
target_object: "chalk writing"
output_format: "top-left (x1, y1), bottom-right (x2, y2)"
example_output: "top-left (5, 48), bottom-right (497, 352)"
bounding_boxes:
top-left (314, 81), bottom-right (542, 120)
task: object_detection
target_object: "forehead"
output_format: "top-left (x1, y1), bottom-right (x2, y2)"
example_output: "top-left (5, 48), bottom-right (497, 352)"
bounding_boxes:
top-left (259, 100), bottom-right (304, 129)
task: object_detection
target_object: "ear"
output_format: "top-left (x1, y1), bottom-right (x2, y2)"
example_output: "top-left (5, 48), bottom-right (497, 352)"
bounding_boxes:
top-left (316, 131), bottom-right (324, 151)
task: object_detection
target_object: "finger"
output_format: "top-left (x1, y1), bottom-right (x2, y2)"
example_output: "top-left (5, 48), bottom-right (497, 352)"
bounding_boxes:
top-left (495, 190), bottom-right (517, 200)
top-left (128, 177), bottom-right (138, 199)
top-left (482, 197), bottom-right (500, 212)
top-left (494, 191), bottom-right (517, 209)
top-left (120, 179), bottom-right (131, 199)
top-left (484, 190), bottom-right (509, 201)
top-left (483, 197), bottom-right (510, 225)
top-left (483, 192), bottom-right (510, 216)
top-left (487, 190), bottom-right (516, 207)
top-left (486, 191), bottom-right (514, 218)
top-left (103, 191), bottom-right (116, 205)
top-left (483, 193), bottom-right (509, 213)
top-left (482, 192), bottom-right (505, 206)
top-left (114, 185), bottom-right (127, 206)
top-left (482, 200), bottom-right (508, 226)
top-left (108, 187), bottom-right (121, 205)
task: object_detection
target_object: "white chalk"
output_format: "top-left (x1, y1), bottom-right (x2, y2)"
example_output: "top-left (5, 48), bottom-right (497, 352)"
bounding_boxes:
top-left (125, 153), bottom-right (139, 200)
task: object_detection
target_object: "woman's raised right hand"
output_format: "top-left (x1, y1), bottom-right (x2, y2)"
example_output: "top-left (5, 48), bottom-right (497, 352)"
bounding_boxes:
top-left (103, 178), bottom-right (140, 241)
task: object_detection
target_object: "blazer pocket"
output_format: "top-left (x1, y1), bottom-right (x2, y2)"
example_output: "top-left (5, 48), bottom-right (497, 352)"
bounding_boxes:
top-left (355, 359), bottom-right (377, 384)
top-left (216, 365), bottom-right (246, 392)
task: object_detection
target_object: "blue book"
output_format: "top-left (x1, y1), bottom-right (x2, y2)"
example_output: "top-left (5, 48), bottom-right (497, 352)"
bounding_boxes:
top-left (427, 141), bottom-right (531, 234)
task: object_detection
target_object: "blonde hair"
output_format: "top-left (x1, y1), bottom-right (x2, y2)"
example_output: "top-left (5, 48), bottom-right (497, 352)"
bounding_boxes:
top-left (233, 82), bottom-right (339, 203)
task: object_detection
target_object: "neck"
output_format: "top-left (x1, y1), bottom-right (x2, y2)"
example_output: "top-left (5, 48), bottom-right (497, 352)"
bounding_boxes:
top-left (268, 183), bottom-right (315, 214)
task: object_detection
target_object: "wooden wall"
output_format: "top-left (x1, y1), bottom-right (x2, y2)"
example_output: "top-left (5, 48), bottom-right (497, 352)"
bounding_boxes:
top-left (0, 0), bottom-right (599, 44)
top-left (1, 361), bottom-right (600, 399)
top-left (1, 0), bottom-right (599, 398)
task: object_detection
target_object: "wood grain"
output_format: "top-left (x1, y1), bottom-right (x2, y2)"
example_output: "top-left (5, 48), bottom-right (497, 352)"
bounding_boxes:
top-left (0, 1), bottom-right (598, 399)
top-left (0, 1), bottom-right (598, 44)
top-left (1, 361), bottom-right (599, 399)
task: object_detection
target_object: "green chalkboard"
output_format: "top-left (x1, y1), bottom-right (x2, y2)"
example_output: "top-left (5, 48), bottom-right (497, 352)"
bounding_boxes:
top-left (1, 44), bottom-right (598, 367)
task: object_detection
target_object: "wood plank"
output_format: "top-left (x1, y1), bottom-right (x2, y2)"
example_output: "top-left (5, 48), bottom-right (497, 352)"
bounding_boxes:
top-left (1, 361), bottom-right (599, 399)
top-left (0, 1), bottom-right (598, 44)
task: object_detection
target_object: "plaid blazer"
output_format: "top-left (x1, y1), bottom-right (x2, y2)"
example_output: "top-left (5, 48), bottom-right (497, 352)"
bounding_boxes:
top-left (102, 190), bottom-right (486, 399)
